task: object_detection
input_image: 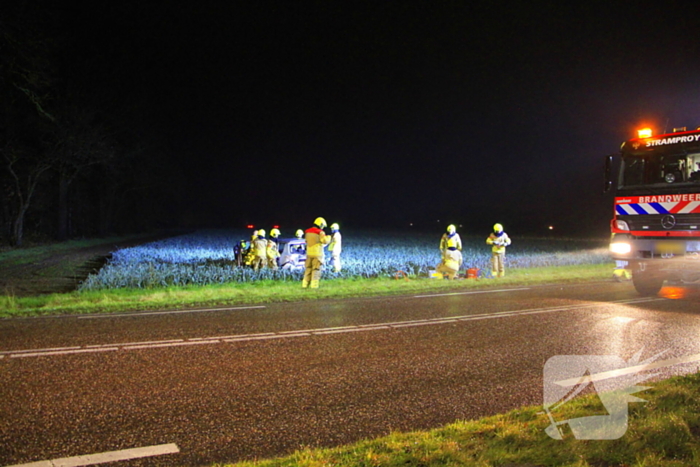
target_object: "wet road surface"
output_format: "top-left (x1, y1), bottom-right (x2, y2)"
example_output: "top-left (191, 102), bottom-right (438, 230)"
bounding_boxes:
top-left (1, 281), bottom-right (700, 466)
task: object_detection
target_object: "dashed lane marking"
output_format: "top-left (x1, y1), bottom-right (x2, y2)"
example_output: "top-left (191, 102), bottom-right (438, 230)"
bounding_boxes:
top-left (413, 287), bottom-right (531, 298)
top-left (6, 443), bottom-right (180, 467)
top-left (0, 298), bottom-right (662, 359)
top-left (77, 305), bottom-right (265, 319)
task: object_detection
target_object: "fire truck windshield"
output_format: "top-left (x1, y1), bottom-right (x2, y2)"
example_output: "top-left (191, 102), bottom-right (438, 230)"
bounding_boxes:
top-left (620, 152), bottom-right (700, 188)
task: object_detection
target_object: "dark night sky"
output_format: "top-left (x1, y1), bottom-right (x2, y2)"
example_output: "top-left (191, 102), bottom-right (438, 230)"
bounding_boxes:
top-left (59, 1), bottom-right (700, 236)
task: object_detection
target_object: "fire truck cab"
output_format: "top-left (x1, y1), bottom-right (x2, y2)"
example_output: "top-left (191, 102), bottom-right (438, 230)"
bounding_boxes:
top-left (605, 126), bottom-right (700, 295)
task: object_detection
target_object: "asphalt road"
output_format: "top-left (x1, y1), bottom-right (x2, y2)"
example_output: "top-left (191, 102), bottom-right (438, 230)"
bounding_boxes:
top-left (1, 281), bottom-right (700, 466)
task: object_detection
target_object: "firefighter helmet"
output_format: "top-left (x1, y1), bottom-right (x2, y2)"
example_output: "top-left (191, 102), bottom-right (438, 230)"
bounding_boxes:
top-left (257, 229), bottom-right (266, 237)
top-left (331, 223), bottom-right (340, 231)
top-left (493, 223), bottom-right (503, 233)
top-left (295, 229), bottom-right (303, 238)
top-left (447, 224), bottom-right (456, 234)
top-left (314, 217), bottom-right (327, 229)
top-left (270, 228), bottom-right (280, 238)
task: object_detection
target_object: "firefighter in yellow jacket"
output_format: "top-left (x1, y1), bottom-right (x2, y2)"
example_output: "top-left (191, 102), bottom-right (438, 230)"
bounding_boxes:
top-left (328, 223), bottom-right (342, 272)
top-left (303, 217), bottom-right (331, 288)
top-left (267, 228), bottom-right (281, 270)
top-left (252, 229), bottom-right (268, 271)
top-left (437, 224), bottom-right (463, 279)
top-left (486, 223), bottom-right (511, 277)
top-left (244, 229), bottom-right (258, 267)
top-left (439, 224), bottom-right (462, 258)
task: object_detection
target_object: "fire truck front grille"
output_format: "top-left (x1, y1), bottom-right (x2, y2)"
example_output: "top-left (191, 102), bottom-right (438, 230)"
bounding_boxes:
top-left (619, 214), bottom-right (700, 232)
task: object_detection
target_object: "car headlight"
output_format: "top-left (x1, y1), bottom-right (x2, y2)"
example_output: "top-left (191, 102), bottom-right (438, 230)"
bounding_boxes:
top-left (610, 242), bottom-right (632, 255)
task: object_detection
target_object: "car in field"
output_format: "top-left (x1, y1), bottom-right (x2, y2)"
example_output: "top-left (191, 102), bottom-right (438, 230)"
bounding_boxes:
top-left (277, 238), bottom-right (306, 270)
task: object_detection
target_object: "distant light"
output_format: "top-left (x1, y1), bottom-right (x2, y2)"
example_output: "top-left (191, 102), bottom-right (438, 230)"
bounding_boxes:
top-left (548, 225), bottom-right (554, 230)
top-left (409, 222), bottom-right (413, 226)
top-left (273, 225), bottom-right (279, 229)
top-left (638, 128), bottom-right (652, 139)
top-left (246, 224), bottom-right (254, 229)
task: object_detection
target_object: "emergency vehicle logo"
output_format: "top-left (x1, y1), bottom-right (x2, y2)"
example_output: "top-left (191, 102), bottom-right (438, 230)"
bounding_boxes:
top-left (615, 194), bottom-right (700, 216)
top-left (543, 349), bottom-right (664, 440)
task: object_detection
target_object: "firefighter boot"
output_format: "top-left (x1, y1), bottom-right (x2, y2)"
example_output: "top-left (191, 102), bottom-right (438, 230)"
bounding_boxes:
top-left (302, 279), bottom-right (309, 288)
top-left (310, 280), bottom-right (320, 289)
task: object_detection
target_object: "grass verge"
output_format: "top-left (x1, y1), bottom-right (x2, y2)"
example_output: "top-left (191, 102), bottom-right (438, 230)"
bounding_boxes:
top-left (219, 371), bottom-right (700, 467)
top-left (0, 235), bottom-right (147, 266)
top-left (0, 263), bottom-right (614, 317)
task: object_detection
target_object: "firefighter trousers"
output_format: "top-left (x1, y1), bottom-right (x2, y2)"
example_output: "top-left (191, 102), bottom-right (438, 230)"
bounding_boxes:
top-left (302, 256), bottom-right (323, 288)
top-left (491, 252), bottom-right (505, 277)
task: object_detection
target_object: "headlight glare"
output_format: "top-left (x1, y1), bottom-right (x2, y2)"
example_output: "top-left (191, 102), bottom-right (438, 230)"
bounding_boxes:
top-left (610, 242), bottom-right (632, 255)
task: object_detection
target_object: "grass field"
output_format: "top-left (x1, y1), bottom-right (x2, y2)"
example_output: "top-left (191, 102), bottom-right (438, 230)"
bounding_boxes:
top-left (0, 263), bottom-right (613, 317)
top-left (77, 229), bottom-right (611, 290)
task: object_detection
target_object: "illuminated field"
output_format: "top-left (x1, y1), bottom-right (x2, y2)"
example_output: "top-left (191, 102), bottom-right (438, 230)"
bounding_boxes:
top-left (78, 230), bottom-right (610, 290)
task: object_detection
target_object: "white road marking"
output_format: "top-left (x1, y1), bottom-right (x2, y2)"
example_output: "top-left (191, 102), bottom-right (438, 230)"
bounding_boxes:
top-left (0, 346), bottom-right (81, 356)
top-left (0, 298), bottom-right (663, 359)
top-left (413, 287), bottom-right (531, 298)
top-left (555, 351), bottom-right (700, 387)
top-left (6, 443), bottom-right (179, 467)
top-left (8, 348), bottom-right (119, 359)
top-left (77, 305), bottom-right (265, 319)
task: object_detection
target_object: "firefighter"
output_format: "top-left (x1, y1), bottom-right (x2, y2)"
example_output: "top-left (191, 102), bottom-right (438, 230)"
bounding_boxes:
top-left (252, 229), bottom-right (268, 271)
top-left (437, 225), bottom-right (463, 279)
top-left (233, 239), bottom-right (248, 267)
top-left (302, 217), bottom-right (331, 288)
top-left (328, 223), bottom-right (342, 272)
top-left (486, 223), bottom-right (511, 277)
top-left (267, 228), bottom-right (281, 269)
top-left (439, 224), bottom-right (462, 258)
top-left (295, 229), bottom-right (304, 239)
top-left (613, 260), bottom-right (631, 281)
top-left (244, 230), bottom-right (258, 267)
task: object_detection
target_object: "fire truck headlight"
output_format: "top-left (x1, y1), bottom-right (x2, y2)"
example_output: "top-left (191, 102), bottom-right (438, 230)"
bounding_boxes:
top-left (610, 242), bottom-right (632, 255)
top-left (614, 220), bottom-right (630, 231)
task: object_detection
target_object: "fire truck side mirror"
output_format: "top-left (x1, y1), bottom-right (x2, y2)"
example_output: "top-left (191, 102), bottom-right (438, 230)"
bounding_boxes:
top-left (604, 154), bottom-right (614, 192)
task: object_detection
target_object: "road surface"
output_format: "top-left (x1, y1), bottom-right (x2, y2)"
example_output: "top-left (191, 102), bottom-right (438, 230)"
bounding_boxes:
top-left (1, 281), bottom-right (699, 466)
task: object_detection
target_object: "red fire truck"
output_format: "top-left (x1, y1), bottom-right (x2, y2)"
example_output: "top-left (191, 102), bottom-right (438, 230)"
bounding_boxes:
top-left (605, 126), bottom-right (700, 295)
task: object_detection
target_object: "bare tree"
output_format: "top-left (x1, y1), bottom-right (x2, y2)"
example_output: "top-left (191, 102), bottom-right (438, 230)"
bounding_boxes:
top-left (0, 4), bottom-right (57, 245)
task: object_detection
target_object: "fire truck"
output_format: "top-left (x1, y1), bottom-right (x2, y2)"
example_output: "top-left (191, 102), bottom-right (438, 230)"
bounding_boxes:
top-left (605, 126), bottom-right (700, 295)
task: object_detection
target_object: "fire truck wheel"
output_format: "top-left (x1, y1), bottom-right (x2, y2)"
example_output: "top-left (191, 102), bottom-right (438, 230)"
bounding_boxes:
top-left (632, 269), bottom-right (664, 296)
